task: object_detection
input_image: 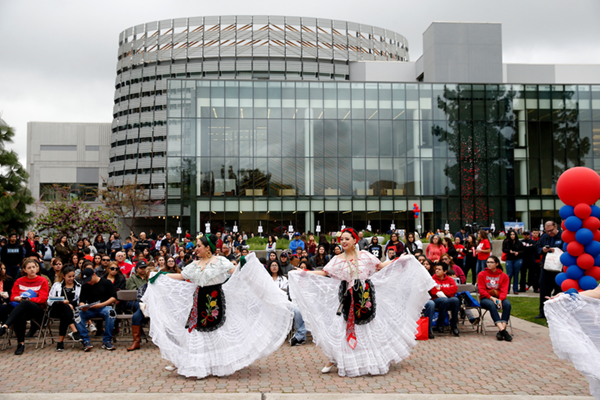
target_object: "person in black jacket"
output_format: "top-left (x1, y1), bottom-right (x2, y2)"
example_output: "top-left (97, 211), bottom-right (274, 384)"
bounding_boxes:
top-left (311, 245), bottom-right (330, 270)
top-left (502, 230), bottom-right (524, 294)
top-left (1, 233), bottom-right (24, 279)
top-left (94, 234), bottom-right (107, 255)
top-left (535, 221), bottom-right (563, 319)
top-left (0, 262), bottom-right (15, 324)
top-left (520, 230), bottom-right (539, 293)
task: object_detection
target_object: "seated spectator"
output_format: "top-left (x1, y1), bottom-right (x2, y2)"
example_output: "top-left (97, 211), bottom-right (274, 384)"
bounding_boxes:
top-left (0, 262), bottom-right (15, 324)
top-left (160, 256), bottom-right (181, 274)
top-left (385, 247), bottom-right (396, 261)
top-left (478, 255), bottom-right (513, 342)
top-left (422, 258), bottom-right (434, 276)
top-left (421, 258), bottom-right (436, 339)
top-left (332, 244), bottom-right (342, 256)
top-left (103, 261), bottom-right (126, 291)
top-left (413, 249), bottom-right (424, 258)
top-left (126, 248), bottom-right (135, 263)
top-left (82, 247), bottom-right (93, 263)
top-left (0, 258), bottom-right (50, 355)
top-left (417, 254), bottom-right (427, 265)
top-left (367, 236), bottom-right (383, 260)
top-left (221, 246), bottom-right (236, 262)
top-left (311, 245), bottom-right (330, 270)
top-left (439, 253), bottom-right (466, 284)
top-left (241, 248), bottom-right (249, 257)
top-left (75, 268), bottom-right (118, 351)
top-left (115, 251), bottom-right (133, 277)
top-left (268, 260), bottom-right (306, 347)
top-left (279, 252), bottom-right (294, 276)
top-left (48, 266), bottom-right (82, 351)
top-left (95, 255), bottom-right (111, 277)
top-left (429, 263), bottom-right (460, 336)
top-left (288, 232), bottom-right (305, 254)
top-left (125, 261), bottom-right (149, 352)
top-left (267, 251), bottom-right (278, 265)
top-left (294, 260), bottom-right (313, 271)
top-left (47, 257), bottom-right (64, 284)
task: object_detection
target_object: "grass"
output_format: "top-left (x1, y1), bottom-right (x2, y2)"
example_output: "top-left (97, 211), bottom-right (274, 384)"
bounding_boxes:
top-left (509, 296), bottom-right (547, 327)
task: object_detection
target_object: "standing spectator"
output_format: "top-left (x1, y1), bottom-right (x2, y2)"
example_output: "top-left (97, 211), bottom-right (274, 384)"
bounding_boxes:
top-left (109, 233), bottom-right (122, 259)
top-left (215, 232), bottom-right (223, 254)
top-left (47, 266), bottom-right (82, 351)
top-left (75, 268), bottom-right (118, 351)
top-left (40, 237), bottom-right (55, 271)
top-left (74, 239), bottom-right (85, 260)
top-left (23, 231), bottom-right (41, 259)
top-left (356, 231), bottom-right (369, 251)
top-left (0, 262), bottom-right (15, 324)
top-left (475, 230), bottom-right (492, 278)
top-left (404, 233), bottom-right (420, 255)
top-left (535, 221), bottom-right (563, 319)
top-left (454, 226), bottom-right (467, 244)
top-left (430, 263), bottom-right (460, 336)
top-left (521, 229), bottom-right (541, 293)
top-left (425, 235), bottom-right (445, 262)
top-left (289, 233), bottom-right (305, 254)
top-left (367, 236), bottom-right (383, 260)
top-left (1, 233), bottom-right (24, 278)
top-left (311, 245), bottom-right (330, 270)
top-left (503, 230), bottom-right (524, 294)
top-left (0, 259), bottom-right (50, 355)
top-left (234, 234), bottom-right (246, 248)
top-left (463, 234), bottom-right (478, 284)
top-left (83, 238), bottom-right (98, 257)
top-left (454, 237), bottom-right (465, 268)
top-left (442, 237), bottom-right (459, 266)
top-left (266, 235), bottom-right (277, 253)
top-left (384, 232), bottom-right (405, 256)
top-left (94, 234), bottom-right (107, 255)
top-left (134, 232), bottom-right (151, 254)
top-left (478, 255), bottom-right (512, 341)
top-left (306, 234), bottom-right (317, 257)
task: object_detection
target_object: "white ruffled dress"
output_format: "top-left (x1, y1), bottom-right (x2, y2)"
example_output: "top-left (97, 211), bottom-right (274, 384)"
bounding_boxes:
top-left (288, 251), bottom-right (435, 377)
top-left (142, 253), bottom-right (294, 378)
top-left (545, 293), bottom-right (600, 398)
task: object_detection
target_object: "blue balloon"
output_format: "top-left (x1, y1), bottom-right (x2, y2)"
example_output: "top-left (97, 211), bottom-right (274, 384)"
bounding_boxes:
top-left (576, 228), bottom-right (594, 245)
top-left (565, 216), bottom-right (583, 232)
top-left (592, 205), bottom-right (600, 219)
top-left (415, 212), bottom-right (419, 216)
top-left (559, 205), bottom-right (575, 219)
top-left (579, 275), bottom-right (599, 291)
top-left (595, 254), bottom-right (600, 267)
top-left (567, 265), bottom-right (585, 280)
top-left (555, 272), bottom-right (568, 287)
top-left (560, 252), bottom-right (578, 267)
top-left (586, 241), bottom-right (600, 257)
top-left (563, 242), bottom-right (569, 252)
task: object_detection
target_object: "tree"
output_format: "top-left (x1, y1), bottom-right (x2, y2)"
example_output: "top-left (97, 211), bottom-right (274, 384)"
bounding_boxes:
top-left (100, 181), bottom-right (163, 233)
top-left (34, 184), bottom-right (117, 239)
top-left (0, 118), bottom-right (34, 233)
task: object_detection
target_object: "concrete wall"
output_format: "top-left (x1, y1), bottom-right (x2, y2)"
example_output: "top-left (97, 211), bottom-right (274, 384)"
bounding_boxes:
top-left (504, 63), bottom-right (600, 84)
top-left (349, 61), bottom-right (417, 82)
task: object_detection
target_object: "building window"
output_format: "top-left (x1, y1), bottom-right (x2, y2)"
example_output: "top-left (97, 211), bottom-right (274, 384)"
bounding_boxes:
top-left (40, 145), bottom-right (77, 151)
top-left (39, 183), bottom-right (98, 202)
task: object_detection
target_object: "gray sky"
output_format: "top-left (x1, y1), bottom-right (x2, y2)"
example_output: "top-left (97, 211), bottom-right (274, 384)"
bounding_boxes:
top-left (1, 0), bottom-right (599, 166)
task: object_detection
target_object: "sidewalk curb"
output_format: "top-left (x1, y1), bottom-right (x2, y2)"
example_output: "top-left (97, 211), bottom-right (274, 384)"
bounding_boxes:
top-left (0, 394), bottom-right (593, 399)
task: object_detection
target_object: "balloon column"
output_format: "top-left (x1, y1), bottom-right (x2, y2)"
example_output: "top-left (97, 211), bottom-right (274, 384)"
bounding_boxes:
top-left (413, 203), bottom-right (420, 219)
top-left (555, 167), bottom-right (600, 292)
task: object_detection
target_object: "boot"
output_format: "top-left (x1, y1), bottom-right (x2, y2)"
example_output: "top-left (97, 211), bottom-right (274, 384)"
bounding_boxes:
top-left (127, 326), bottom-right (141, 351)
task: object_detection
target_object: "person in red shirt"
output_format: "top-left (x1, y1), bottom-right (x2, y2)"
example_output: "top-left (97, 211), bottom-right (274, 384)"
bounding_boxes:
top-left (475, 230), bottom-right (492, 278)
top-left (430, 262), bottom-right (460, 336)
top-left (478, 255), bottom-right (512, 342)
top-left (0, 258), bottom-right (50, 355)
top-left (454, 236), bottom-right (465, 265)
top-left (115, 251), bottom-right (133, 277)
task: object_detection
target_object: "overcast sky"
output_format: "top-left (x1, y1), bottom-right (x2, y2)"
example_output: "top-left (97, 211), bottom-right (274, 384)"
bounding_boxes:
top-left (1, 0), bottom-right (599, 166)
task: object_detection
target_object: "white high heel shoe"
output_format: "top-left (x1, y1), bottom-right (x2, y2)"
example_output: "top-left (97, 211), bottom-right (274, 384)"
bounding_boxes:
top-left (321, 364), bottom-right (334, 373)
top-left (164, 365), bottom-right (177, 372)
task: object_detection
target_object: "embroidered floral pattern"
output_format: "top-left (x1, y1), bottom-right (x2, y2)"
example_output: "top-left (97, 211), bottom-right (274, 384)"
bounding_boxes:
top-left (355, 282), bottom-right (373, 318)
top-left (201, 290), bottom-right (220, 326)
top-left (186, 284), bottom-right (226, 332)
top-left (338, 279), bottom-right (376, 326)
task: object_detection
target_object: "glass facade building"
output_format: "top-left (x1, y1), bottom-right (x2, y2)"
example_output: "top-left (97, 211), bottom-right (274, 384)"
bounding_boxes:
top-left (166, 80), bottom-right (600, 235)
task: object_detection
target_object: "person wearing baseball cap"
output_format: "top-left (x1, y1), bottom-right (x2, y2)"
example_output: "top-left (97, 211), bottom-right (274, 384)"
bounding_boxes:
top-left (288, 232), bottom-right (305, 255)
top-left (75, 268), bottom-right (117, 352)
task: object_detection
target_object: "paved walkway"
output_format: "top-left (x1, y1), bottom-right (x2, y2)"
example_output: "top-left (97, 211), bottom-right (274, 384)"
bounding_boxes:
top-left (0, 314), bottom-right (590, 396)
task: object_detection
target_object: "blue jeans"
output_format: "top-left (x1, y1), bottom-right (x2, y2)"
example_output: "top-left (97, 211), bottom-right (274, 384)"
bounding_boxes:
top-left (293, 305), bottom-right (306, 341)
top-left (480, 298), bottom-right (511, 324)
top-left (75, 306), bottom-right (115, 345)
top-left (505, 259), bottom-right (523, 293)
top-left (423, 300), bottom-right (435, 332)
top-left (132, 309), bottom-right (145, 326)
top-left (433, 297), bottom-right (460, 328)
top-left (476, 259), bottom-right (487, 277)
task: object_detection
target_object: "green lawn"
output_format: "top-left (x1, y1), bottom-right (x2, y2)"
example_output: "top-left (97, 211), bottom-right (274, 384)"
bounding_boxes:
top-left (509, 296), bottom-right (547, 327)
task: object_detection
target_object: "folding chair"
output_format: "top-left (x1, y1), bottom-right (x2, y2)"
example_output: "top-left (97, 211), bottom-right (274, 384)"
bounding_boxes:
top-left (456, 284), bottom-right (483, 332)
top-left (116, 290), bottom-right (138, 338)
top-left (1, 308), bottom-right (48, 350)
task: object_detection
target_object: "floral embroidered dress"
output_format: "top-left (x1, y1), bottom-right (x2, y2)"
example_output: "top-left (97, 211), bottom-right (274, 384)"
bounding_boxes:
top-left (289, 251), bottom-right (434, 377)
top-left (143, 253), bottom-right (294, 378)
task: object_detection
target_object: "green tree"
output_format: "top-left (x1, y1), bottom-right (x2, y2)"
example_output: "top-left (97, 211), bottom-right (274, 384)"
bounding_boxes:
top-left (0, 118), bottom-right (34, 233)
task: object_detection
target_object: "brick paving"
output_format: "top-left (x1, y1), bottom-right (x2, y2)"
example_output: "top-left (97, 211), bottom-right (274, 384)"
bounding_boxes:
top-left (0, 323), bottom-right (589, 395)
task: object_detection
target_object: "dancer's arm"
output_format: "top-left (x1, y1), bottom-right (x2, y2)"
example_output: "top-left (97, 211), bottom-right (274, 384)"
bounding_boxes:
top-left (580, 285), bottom-right (600, 299)
top-left (376, 259), bottom-right (394, 271)
top-left (165, 273), bottom-right (184, 280)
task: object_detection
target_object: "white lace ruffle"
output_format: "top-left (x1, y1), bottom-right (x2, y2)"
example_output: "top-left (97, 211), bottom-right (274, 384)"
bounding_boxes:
top-left (142, 253), bottom-right (294, 378)
top-left (546, 294), bottom-right (600, 398)
top-left (289, 255), bottom-right (435, 377)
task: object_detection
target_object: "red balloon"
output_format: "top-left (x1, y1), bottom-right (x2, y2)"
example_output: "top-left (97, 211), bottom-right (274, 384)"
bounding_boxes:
top-left (585, 266), bottom-right (600, 280)
top-left (594, 231), bottom-right (600, 242)
top-left (583, 217), bottom-right (600, 232)
top-left (556, 167), bottom-right (600, 206)
top-left (561, 221), bottom-right (567, 231)
top-left (567, 241), bottom-right (585, 257)
top-left (561, 278), bottom-right (580, 292)
top-left (563, 266), bottom-right (569, 273)
top-left (562, 230), bottom-right (577, 243)
top-left (575, 203), bottom-right (593, 219)
top-left (577, 253), bottom-right (595, 270)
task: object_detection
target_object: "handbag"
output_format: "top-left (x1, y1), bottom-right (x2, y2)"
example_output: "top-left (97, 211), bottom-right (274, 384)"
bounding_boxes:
top-left (415, 316), bottom-right (429, 341)
top-left (501, 252), bottom-right (507, 262)
top-left (543, 248), bottom-right (563, 272)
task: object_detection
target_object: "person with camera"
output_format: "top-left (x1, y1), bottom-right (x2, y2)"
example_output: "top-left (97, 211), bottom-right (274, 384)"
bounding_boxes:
top-left (47, 266), bottom-right (82, 351)
top-left (75, 267), bottom-right (118, 352)
top-left (0, 258), bottom-right (50, 355)
top-left (478, 255), bottom-right (512, 341)
top-left (535, 221), bottom-right (563, 319)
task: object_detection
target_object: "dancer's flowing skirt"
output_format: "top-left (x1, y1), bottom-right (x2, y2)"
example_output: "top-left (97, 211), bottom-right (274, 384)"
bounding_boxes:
top-left (546, 294), bottom-right (600, 398)
top-left (142, 253), bottom-right (294, 378)
top-left (288, 255), bottom-right (434, 377)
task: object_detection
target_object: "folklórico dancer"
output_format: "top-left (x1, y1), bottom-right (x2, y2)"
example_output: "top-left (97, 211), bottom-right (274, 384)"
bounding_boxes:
top-left (288, 228), bottom-right (435, 377)
top-left (142, 233), bottom-right (294, 379)
top-left (545, 286), bottom-right (600, 399)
